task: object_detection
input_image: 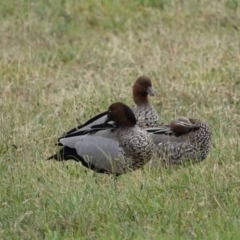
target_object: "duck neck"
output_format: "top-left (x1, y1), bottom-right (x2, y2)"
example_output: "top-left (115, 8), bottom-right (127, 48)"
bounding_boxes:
top-left (133, 92), bottom-right (149, 107)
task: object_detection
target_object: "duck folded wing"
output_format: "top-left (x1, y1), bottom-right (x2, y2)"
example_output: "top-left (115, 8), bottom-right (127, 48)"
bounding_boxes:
top-left (59, 111), bottom-right (108, 140)
top-left (59, 120), bottom-right (116, 140)
top-left (149, 127), bottom-right (192, 145)
top-left (62, 135), bottom-right (122, 173)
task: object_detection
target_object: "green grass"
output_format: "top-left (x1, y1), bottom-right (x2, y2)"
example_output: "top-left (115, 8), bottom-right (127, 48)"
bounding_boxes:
top-left (1, 0), bottom-right (240, 239)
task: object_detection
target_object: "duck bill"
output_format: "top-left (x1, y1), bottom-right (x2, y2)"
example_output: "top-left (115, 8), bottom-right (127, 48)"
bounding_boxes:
top-left (146, 86), bottom-right (154, 96)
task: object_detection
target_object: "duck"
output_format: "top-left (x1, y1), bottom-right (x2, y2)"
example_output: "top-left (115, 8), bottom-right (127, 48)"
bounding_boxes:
top-left (150, 116), bottom-right (212, 165)
top-left (61, 76), bottom-right (159, 139)
top-left (132, 76), bottom-right (159, 128)
top-left (48, 102), bottom-right (155, 176)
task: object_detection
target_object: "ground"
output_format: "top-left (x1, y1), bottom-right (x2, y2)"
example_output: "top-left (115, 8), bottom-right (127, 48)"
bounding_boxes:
top-left (0, 0), bottom-right (240, 239)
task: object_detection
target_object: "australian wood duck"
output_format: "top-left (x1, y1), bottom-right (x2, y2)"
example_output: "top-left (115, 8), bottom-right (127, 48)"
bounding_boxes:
top-left (150, 117), bottom-right (212, 164)
top-left (132, 76), bottom-right (159, 128)
top-left (48, 102), bottom-right (155, 175)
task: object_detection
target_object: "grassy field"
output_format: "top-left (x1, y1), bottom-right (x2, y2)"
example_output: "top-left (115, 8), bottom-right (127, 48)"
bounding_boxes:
top-left (1, 0), bottom-right (240, 239)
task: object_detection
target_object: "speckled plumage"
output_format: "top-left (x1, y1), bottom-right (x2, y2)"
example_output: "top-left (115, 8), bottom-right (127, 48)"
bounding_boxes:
top-left (151, 117), bottom-right (212, 165)
top-left (133, 103), bottom-right (159, 128)
top-left (116, 126), bottom-right (155, 173)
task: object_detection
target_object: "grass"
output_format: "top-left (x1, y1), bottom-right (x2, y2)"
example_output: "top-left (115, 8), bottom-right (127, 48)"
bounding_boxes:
top-left (1, 0), bottom-right (240, 239)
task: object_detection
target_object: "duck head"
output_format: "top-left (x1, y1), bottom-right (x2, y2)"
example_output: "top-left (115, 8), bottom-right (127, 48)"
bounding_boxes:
top-left (170, 117), bottom-right (201, 134)
top-left (105, 102), bottom-right (137, 127)
top-left (133, 76), bottom-right (154, 105)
